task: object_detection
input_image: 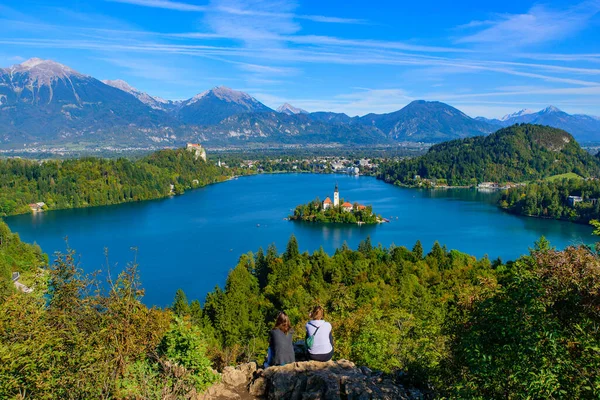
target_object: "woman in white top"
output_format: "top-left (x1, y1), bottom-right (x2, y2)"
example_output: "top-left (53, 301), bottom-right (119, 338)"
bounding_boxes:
top-left (305, 305), bottom-right (334, 362)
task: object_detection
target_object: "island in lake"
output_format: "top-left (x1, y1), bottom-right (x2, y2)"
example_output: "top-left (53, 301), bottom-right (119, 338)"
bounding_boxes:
top-left (289, 184), bottom-right (385, 224)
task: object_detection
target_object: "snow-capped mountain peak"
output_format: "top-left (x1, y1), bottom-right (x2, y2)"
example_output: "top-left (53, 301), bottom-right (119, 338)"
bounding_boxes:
top-left (102, 79), bottom-right (170, 109)
top-left (186, 90), bottom-right (210, 105)
top-left (542, 105), bottom-right (562, 113)
top-left (102, 79), bottom-right (135, 93)
top-left (4, 58), bottom-right (83, 86)
top-left (184, 86), bottom-right (266, 109)
top-left (500, 108), bottom-right (535, 121)
top-left (20, 58), bottom-right (47, 69)
top-left (277, 103), bottom-right (308, 115)
top-left (210, 86), bottom-right (253, 103)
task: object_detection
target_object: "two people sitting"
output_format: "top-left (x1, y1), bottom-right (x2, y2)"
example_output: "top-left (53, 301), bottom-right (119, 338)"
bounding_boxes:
top-left (264, 305), bottom-right (334, 367)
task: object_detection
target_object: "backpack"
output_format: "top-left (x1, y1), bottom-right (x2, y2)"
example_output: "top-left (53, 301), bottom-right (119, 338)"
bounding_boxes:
top-left (306, 322), bottom-right (321, 349)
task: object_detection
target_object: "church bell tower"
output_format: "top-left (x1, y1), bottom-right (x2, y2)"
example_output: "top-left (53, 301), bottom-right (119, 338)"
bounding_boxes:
top-left (333, 183), bottom-right (339, 207)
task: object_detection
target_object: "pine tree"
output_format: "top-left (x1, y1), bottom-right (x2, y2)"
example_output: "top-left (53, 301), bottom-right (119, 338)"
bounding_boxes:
top-left (254, 247), bottom-right (269, 289)
top-left (190, 299), bottom-right (202, 326)
top-left (358, 236), bottom-right (373, 255)
top-left (284, 234), bottom-right (300, 261)
top-left (412, 240), bottom-right (423, 260)
top-left (172, 288), bottom-right (190, 317)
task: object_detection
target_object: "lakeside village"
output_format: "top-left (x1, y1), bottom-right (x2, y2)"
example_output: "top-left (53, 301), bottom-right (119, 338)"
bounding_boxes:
top-left (288, 184), bottom-right (387, 225)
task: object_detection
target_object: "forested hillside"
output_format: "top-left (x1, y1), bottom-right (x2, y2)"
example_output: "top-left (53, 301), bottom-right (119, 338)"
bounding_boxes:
top-left (378, 124), bottom-right (600, 186)
top-left (0, 220), bottom-right (47, 300)
top-left (1, 225), bottom-right (599, 398)
top-left (499, 177), bottom-right (600, 223)
top-left (0, 148), bottom-right (229, 216)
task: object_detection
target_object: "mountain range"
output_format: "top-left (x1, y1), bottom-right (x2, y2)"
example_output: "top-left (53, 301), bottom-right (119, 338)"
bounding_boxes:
top-left (1, 58), bottom-right (598, 149)
top-left (476, 107), bottom-right (600, 142)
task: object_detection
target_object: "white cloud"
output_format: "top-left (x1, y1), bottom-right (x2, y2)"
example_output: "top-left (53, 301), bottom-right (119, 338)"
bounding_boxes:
top-left (107, 0), bottom-right (207, 12)
top-left (457, 1), bottom-right (600, 48)
top-left (252, 88), bottom-right (413, 116)
top-left (98, 56), bottom-right (192, 85)
top-left (106, 0), bottom-right (364, 24)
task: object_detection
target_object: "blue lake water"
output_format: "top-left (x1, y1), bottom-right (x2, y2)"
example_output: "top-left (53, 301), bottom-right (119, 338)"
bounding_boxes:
top-left (4, 173), bottom-right (595, 306)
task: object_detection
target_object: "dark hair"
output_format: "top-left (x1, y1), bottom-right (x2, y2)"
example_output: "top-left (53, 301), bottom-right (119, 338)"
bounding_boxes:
top-left (310, 305), bottom-right (324, 320)
top-left (274, 311), bottom-right (291, 334)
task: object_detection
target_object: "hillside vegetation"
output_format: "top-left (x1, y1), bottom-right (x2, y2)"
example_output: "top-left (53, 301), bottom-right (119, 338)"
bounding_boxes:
top-left (378, 124), bottom-right (600, 186)
top-left (1, 223), bottom-right (600, 398)
top-left (0, 147), bottom-right (230, 216)
top-left (499, 177), bottom-right (600, 223)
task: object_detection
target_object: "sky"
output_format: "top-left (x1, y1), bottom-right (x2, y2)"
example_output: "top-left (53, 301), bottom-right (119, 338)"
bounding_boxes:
top-left (1, 0), bottom-right (599, 118)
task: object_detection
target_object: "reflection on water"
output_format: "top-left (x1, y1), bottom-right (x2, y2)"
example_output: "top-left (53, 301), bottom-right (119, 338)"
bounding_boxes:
top-left (5, 174), bottom-right (594, 306)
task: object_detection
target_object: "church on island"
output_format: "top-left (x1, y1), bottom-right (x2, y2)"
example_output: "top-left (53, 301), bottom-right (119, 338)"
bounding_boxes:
top-left (322, 184), bottom-right (367, 213)
top-left (289, 184), bottom-right (383, 224)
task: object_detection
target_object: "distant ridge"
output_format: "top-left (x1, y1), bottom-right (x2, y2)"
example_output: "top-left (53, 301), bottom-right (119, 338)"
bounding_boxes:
top-left (358, 100), bottom-right (495, 142)
top-left (2, 57), bottom-right (599, 148)
top-left (177, 86), bottom-right (273, 125)
top-left (277, 103), bottom-right (308, 115)
top-left (477, 106), bottom-right (600, 142)
top-left (103, 79), bottom-right (174, 111)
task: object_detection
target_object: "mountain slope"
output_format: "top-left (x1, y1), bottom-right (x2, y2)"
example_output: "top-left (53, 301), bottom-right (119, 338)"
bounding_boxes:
top-left (309, 111), bottom-right (355, 125)
top-left (195, 112), bottom-right (391, 145)
top-left (477, 106), bottom-right (600, 143)
top-left (0, 58), bottom-right (176, 145)
top-left (359, 100), bottom-right (496, 142)
top-left (378, 124), bottom-right (600, 186)
top-left (102, 79), bottom-right (176, 111)
top-left (277, 103), bottom-right (308, 115)
top-left (178, 86), bottom-right (272, 125)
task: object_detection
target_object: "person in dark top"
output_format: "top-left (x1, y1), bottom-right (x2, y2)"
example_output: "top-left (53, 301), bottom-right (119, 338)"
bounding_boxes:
top-left (305, 305), bottom-right (334, 362)
top-left (264, 311), bottom-right (295, 367)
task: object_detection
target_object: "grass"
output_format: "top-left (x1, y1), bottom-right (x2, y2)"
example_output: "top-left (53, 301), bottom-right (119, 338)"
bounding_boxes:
top-left (544, 172), bottom-right (583, 182)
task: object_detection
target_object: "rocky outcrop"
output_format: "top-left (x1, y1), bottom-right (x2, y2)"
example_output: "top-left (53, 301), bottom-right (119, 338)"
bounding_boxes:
top-left (199, 360), bottom-right (426, 400)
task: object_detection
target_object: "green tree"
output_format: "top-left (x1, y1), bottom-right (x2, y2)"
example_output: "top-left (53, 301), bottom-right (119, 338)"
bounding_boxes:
top-left (412, 240), bottom-right (423, 260)
top-left (284, 234), bottom-right (300, 261)
top-left (172, 288), bottom-right (190, 317)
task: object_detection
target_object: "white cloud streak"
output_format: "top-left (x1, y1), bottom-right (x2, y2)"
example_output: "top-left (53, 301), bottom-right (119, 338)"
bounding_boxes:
top-left (457, 1), bottom-right (600, 48)
top-left (106, 0), bottom-right (365, 24)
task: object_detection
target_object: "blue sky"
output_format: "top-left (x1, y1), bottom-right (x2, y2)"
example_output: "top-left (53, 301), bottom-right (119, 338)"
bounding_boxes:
top-left (1, 0), bottom-right (599, 117)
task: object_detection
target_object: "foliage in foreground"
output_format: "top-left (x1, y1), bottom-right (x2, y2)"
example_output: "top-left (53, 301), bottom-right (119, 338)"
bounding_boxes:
top-left (174, 234), bottom-right (600, 398)
top-left (2, 215), bottom-right (600, 398)
top-left (446, 242), bottom-right (600, 399)
top-left (181, 235), bottom-right (496, 377)
top-left (0, 248), bottom-right (217, 399)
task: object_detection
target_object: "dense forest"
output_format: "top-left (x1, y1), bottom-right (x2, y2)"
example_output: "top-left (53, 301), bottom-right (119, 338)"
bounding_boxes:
top-left (378, 124), bottom-right (600, 187)
top-left (499, 177), bottom-right (600, 223)
top-left (0, 147), bottom-right (232, 216)
top-left (289, 198), bottom-right (380, 224)
top-left (3, 219), bottom-right (598, 398)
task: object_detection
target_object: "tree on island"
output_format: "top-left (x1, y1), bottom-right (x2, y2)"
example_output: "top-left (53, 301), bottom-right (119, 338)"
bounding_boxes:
top-left (289, 198), bottom-right (381, 224)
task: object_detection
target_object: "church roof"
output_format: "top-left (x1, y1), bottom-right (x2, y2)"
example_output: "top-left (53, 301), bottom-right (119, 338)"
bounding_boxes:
top-left (323, 197), bottom-right (332, 204)
top-left (342, 202), bottom-right (352, 207)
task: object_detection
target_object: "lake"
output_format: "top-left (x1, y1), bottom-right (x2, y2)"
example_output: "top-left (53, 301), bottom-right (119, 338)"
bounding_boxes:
top-left (5, 173), bottom-right (594, 306)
